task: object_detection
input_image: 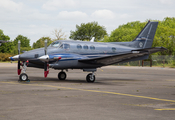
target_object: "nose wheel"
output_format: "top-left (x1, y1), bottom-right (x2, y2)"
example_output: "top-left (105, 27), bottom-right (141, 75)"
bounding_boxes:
top-left (18, 73), bottom-right (30, 82)
top-left (58, 71), bottom-right (67, 80)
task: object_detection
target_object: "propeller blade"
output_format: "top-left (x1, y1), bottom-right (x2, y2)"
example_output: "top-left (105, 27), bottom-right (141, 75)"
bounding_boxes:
top-left (18, 40), bottom-right (20, 54)
top-left (44, 39), bottom-right (49, 78)
top-left (18, 60), bottom-right (21, 75)
top-left (44, 62), bottom-right (49, 78)
top-left (17, 40), bottom-right (21, 75)
top-left (44, 39), bottom-right (47, 55)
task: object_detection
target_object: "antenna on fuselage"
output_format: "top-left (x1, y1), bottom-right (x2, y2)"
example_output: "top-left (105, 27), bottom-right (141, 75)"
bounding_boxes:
top-left (90, 37), bottom-right (95, 42)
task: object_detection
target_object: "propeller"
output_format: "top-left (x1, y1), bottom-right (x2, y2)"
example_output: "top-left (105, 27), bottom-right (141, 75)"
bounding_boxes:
top-left (17, 40), bottom-right (21, 75)
top-left (44, 39), bottom-right (49, 78)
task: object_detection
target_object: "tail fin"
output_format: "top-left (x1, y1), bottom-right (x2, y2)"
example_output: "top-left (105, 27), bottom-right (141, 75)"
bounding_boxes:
top-left (132, 21), bottom-right (158, 49)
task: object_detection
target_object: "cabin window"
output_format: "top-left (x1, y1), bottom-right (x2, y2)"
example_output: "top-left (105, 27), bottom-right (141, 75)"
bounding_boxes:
top-left (90, 45), bottom-right (95, 50)
top-left (112, 47), bottom-right (116, 52)
top-left (83, 45), bottom-right (88, 50)
top-left (64, 44), bottom-right (70, 50)
top-left (77, 44), bottom-right (82, 49)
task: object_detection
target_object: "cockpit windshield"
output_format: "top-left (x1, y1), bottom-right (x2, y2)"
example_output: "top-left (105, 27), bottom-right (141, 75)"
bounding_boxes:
top-left (49, 41), bottom-right (62, 47)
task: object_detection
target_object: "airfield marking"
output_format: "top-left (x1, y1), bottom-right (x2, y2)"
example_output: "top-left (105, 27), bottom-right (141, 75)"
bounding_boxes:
top-left (1, 81), bottom-right (175, 103)
top-left (154, 108), bottom-right (175, 111)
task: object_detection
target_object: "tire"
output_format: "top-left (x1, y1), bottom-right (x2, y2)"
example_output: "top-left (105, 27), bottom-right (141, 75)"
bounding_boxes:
top-left (19, 73), bottom-right (28, 81)
top-left (58, 72), bottom-right (67, 80)
top-left (86, 73), bottom-right (95, 83)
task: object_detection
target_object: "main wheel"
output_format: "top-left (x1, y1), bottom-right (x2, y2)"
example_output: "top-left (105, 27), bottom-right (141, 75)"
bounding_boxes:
top-left (86, 73), bottom-right (95, 83)
top-left (19, 73), bottom-right (28, 81)
top-left (58, 72), bottom-right (67, 80)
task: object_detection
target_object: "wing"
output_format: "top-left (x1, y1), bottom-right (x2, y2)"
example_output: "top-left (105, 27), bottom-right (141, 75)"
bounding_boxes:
top-left (78, 47), bottom-right (167, 66)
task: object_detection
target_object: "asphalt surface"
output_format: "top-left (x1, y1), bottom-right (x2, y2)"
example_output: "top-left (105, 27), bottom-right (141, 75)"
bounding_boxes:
top-left (0, 63), bottom-right (175, 120)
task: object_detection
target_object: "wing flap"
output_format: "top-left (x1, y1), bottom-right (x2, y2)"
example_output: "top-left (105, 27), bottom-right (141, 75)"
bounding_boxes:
top-left (79, 47), bottom-right (167, 65)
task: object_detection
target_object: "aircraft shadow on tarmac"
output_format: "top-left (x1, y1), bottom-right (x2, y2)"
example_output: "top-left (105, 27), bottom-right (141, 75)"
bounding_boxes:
top-left (11, 76), bottom-right (140, 86)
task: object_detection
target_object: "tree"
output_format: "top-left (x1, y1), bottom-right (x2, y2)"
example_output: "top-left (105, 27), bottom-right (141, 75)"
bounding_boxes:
top-left (103, 21), bottom-right (146, 42)
top-left (0, 29), bottom-right (13, 53)
top-left (33, 37), bottom-right (52, 49)
top-left (11, 35), bottom-right (31, 54)
top-left (69, 21), bottom-right (107, 41)
top-left (52, 29), bottom-right (67, 41)
top-left (152, 17), bottom-right (175, 55)
top-left (13, 35), bottom-right (30, 47)
top-left (104, 17), bottom-right (175, 56)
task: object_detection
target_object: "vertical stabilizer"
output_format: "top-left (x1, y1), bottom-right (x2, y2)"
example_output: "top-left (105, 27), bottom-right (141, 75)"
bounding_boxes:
top-left (132, 21), bottom-right (158, 49)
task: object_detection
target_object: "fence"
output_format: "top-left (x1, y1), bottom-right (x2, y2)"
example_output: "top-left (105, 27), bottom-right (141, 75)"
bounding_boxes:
top-left (116, 55), bottom-right (175, 67)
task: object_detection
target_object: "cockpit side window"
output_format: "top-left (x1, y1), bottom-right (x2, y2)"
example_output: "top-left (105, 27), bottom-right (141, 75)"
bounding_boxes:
top-left (49, 41), bottom-right (61, 47)
top-left (63, 44), bottom-right (70, 50)
top-left (59, 44), bottom-right (63, 49)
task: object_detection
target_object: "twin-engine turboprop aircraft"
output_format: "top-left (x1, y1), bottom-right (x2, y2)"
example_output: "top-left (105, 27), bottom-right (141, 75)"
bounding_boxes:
top-left (10, 21), bottom-right (166, 83)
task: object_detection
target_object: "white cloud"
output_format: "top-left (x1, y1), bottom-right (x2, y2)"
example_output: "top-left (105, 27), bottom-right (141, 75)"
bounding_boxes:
top-left (42, 0), bottom-right (77, 11)
top-left (119, 14), bottom-right (132, 19)
top-left (27, 12), bottom-right (50, 21)
top-left (58, 11), bottom-right (88, 21)
top-left (160, 0), bottom-right (173, 5)
top-left (91, 9), bottom-right (115, 20)
top-left (0, 0), bottom-right (23, 12)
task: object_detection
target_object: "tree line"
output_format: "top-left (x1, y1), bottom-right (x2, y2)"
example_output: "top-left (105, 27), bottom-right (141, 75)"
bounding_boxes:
top-left (103, 17), bottom-right (175, 56)
top-left (0, 17), bottom-right (175, 61)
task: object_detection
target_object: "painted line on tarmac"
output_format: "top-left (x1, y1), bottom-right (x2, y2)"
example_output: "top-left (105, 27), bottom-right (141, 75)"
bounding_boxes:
top-left (155, 108), bottom-right (175, 111)
top-left (1, 81), bottom-right (175, 103)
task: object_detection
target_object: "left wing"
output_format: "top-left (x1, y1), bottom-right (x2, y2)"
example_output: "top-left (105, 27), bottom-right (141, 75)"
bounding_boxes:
top-left (79, 47), bottom-right (167, 66)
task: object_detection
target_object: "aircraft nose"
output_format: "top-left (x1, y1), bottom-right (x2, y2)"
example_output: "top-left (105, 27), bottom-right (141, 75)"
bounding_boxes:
top-left (19, 48), bottom-right (45, 61)
top-left (19, 52), bottom-right (35, 60)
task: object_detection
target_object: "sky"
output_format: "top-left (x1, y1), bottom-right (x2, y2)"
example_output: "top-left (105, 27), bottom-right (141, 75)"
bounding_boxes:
top-left (0, 0), bottom-right (174, 46)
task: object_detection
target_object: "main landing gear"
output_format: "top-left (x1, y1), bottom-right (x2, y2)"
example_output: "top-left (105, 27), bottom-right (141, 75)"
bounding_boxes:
top-left (86, 72), bottom-right (95, 83)
top-left (57, 70), bottom-right (96, 83)
top-left (58, 71), bottom-right (67, 80)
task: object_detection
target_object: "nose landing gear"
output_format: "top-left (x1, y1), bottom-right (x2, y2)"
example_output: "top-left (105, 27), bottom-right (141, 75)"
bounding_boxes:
top-left (18, 61), bottom-right (30, 82)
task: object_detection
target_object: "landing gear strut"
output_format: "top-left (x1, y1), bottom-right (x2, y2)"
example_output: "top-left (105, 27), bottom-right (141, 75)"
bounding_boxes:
top-left (58, 71), bottom-right (67, 80)
top-left (86, 72), bottom-right (95, 83)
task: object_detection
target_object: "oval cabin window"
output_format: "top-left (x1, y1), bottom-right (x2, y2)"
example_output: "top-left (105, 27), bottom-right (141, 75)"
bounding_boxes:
top-left (83, 45), bottom-right (88, 50)
top-left (77, 44), bottom-right (82, 49)
top-left (90, 45), bottom-right (95, 50)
